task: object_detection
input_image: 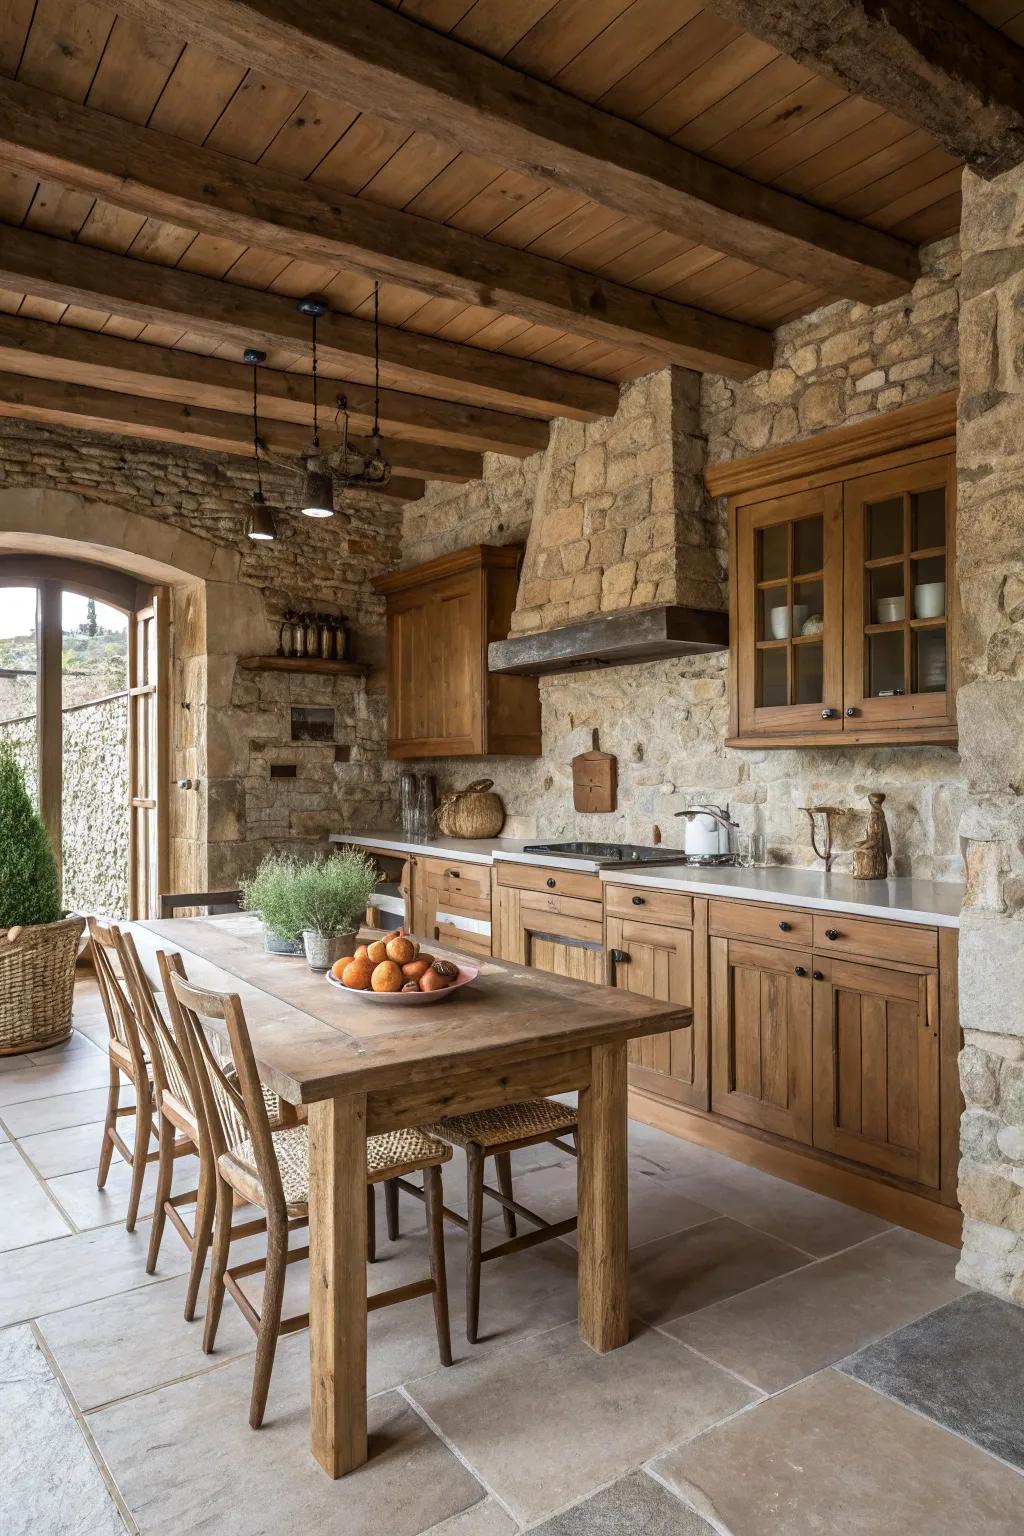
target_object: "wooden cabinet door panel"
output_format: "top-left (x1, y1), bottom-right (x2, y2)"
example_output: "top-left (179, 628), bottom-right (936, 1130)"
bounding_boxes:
top-left (492, 882), bottom-right (603, 982)
top-left (387, 571), bottom-right (483, 755)
top-left (812, 958), bottom-right (939, 1187)
top-left (608, 916), bottom-right (705, 1109)
top-left (711, 937), bottom-right (813, 1143)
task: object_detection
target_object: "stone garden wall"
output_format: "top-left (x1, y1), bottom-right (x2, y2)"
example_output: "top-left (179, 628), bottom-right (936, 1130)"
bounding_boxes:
top-left (398, 238), bottom-right (963, 878)
top-left (61, 693), bottom-right (129, 918)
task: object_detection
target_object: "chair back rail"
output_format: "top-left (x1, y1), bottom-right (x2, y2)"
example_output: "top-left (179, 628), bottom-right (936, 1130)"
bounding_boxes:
top-left (87, 916), bottom-right (150, 1079)
top-left (159, 889), bottom-right (242, 919)
top-left (116, 928), bottom-right (197, 1119)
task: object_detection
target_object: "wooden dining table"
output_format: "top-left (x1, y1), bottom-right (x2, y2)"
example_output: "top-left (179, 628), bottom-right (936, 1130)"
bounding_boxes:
top-left (129, 913), bottom-right (690, 1478)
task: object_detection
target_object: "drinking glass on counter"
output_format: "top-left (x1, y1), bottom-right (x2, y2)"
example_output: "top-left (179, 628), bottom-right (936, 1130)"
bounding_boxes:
top-left (737, 832), bottom-right (767, 868)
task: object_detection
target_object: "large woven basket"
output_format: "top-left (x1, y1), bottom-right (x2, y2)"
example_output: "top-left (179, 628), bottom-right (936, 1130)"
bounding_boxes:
top-left (434, 778), bottom-right (505, 839)
top-left (0, 916), bottom-right (85, 1056)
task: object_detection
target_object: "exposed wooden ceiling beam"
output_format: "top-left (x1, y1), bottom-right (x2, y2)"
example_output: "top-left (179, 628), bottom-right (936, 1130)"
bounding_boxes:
top-left (114, 0), bottom-right (919, 304)
top-left (0, 371), bottom-right (432, 500)
top-left (0, 311), bottom-right (546, 459)
top-left (706, 0), bottom-right (1024, 178)
top-left (0, 226), bottom-right (616, 422)
top-left (0, 78), bottom-right (771, 378)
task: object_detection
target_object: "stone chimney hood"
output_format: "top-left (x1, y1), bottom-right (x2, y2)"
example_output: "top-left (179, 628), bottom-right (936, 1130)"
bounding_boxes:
top-left (487, 604), bottom-right (728, 677)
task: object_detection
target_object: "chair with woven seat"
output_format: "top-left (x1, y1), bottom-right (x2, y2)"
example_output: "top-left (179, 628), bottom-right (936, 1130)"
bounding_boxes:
top-left (422, 1098), bottom-right (579, 1344)
top-left (164, 957), bottom-right (454, 1429)
top-left (89, 916), bottom-right (160, 1232)
top-left (159, 889), bottom-right (242, 918)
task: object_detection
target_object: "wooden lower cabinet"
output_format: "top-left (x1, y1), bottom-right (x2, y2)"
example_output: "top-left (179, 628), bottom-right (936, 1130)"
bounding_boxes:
top-left (709, 936), bottom-right (813, 1144)
top-left (607, 913), bottom-right (706, 1109)
top-left (410, 855), bottom-right (492, 958)
top-left (812, 956), bottom-right (940, 1188)
top-left (492, 880), bottom-right (604, 984)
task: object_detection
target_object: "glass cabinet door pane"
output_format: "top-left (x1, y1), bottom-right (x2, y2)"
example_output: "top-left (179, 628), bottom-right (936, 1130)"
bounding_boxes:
top-left (868, 631), bottom-right (905, 697)
top-left (867, 497), bottom-right (904, 560)
top-left (911, 486), bottom-right (945, 551)
top-left (915, 628), bottom-right (947, 693)
top-left (757, 523), bottom-right (788, 581)
top-left (792, 515), bottom-right (823, 576)
top-left (761, 589), bottom-right (791, 640)
top-left (757, 647), bottom-right (787, 708)
top-left (793, 642), bottom-right (823, 705)
top-left (869, 563), bottom-right (906, 625)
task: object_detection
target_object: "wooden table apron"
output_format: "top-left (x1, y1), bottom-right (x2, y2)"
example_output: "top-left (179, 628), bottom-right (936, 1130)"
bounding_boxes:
top-left (130, 916), bottom-right (689, 1478)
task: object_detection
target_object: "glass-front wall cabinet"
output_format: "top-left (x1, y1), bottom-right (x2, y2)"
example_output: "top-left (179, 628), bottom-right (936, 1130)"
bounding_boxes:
top-left (730, 446), bottom-right (956, 746)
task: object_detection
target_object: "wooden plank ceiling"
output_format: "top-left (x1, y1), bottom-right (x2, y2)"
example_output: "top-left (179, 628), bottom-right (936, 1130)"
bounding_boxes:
top-left (0, 0), bottom-right (966, 501)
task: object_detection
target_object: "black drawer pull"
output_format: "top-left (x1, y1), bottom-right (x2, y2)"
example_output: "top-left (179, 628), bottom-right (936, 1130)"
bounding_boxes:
top-left (845, 707), bottom-right (858, 718)
top-left (611, 948), bottom-right (630, 963)
top-left (794, 965), bottom-right (807, 977)
top-left (778, 920), bottom-right (791, 932)
top-left (546, 877), bottom-right (557, 888)
top-left (813, 970), bottom-right (825, 981)
top-left (825, 927), bottom-right (840, 941)
top-left (632, 895), bottom-right (646, 905)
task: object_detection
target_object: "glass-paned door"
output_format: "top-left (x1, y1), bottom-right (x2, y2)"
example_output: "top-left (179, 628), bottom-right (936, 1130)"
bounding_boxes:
top-left (735, 484), bottom-right (843, 738)
top-left (0, 586), bottom-right (39, 803)
top-left (129, 597), bottom-right (164, 920)
top-left (843, 455), bottom-right (955, 730)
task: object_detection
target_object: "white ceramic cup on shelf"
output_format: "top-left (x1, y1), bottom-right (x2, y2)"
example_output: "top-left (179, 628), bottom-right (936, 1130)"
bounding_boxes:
top-left (876, 595), bottom-right (905, 624)
top-left (914, 581), bottom-right (945, 619)
top-left (769, 604), bottom-right (808, 640)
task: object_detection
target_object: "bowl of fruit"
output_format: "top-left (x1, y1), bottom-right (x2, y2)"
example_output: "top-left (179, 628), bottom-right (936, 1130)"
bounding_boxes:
top-left (326, 930), bottom-right (478, 1004)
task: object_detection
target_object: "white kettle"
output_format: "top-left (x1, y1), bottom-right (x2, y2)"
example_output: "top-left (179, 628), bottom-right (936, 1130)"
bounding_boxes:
top-left (675, 804), bottom-right (737, 860)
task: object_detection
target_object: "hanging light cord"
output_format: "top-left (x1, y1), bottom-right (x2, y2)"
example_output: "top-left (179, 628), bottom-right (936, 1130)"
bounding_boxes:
top-left (311, 308), bottom-right (320, 451)
top-left (372, 282), bottom-right (381, 440)
top-left (251, 361), bottom-right (264, 498)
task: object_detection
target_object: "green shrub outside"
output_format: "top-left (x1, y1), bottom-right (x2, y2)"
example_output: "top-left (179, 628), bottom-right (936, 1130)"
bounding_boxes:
top-left (0, 744), bottom-right (61, 929)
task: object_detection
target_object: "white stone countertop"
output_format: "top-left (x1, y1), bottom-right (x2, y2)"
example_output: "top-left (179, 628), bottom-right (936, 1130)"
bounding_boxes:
top-left (332, 830), bottom-right (963, 927)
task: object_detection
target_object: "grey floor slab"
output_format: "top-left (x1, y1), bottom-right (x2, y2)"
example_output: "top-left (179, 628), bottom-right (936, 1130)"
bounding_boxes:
top-left (0, 1054), bottom-right (113, 1105)
top-left (528, 1471), bottom-right (717, 1534)
top-left (840, 1289), bottom-right (1024, 1473)
top-left (407, 1321), bottom-right (757, 1527)
top-left (89, 1339), bottom-right (485, 1536)
top-left (421, 1501), bottom-right (517, 1536)
top-left (47, 1155), bottom-right (171, 1231)
top-left (0, 1083), bottom-right (132, 1138)
top-left (0, 1324), bottom-right (126, 1536)
top-left (0, 1143), bottom-right (73, 1252)
top-left (655, 1369), bottom-right (1024, 1536)
top-left (17, 1118), bottom-right (111, 1178)
top-left (629, 1216), bottom-right (810, 1324)
top-left (0, 1218), bottom-right (189, 1328)
top-left (669, 1228), bottom-right (965, 1392)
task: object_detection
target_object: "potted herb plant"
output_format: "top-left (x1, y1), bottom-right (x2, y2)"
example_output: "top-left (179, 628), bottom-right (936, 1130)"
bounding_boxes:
top-left (239, 852), bottom-right (306, 955)
top-left (290, 848), bottom-right (379, 971)
top-left (0, 745), bottom-right (84, 1054)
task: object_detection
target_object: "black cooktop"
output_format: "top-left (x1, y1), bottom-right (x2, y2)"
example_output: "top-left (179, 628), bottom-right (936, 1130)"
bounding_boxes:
top-left (522, 841), bottom-right (686, 867)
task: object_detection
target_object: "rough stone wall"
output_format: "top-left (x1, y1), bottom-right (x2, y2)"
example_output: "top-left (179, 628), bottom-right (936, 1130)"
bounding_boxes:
top-left (0, 419), bottom-right (402, 888)
top-left (954, 166), bottom-right (1024, 1304)
top-left (62, 693), bottom-right (129, 918)
top-left (398, 241), bottom-right (963, 878)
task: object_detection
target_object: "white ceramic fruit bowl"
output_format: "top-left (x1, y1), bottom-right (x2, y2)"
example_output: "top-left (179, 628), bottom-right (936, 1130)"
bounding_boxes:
top-left (326, 963), bottom-right (479, 1005)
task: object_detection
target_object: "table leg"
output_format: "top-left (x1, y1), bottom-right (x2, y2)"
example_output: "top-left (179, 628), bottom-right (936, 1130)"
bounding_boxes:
top-left (308, 1094), bottom-right (368, 1477)
top-left (577, 1040), bottom-right (629, 1352)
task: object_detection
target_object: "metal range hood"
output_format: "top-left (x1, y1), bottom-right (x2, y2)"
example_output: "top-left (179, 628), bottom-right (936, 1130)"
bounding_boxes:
top-left (487, 604), bottom-right (728, 678)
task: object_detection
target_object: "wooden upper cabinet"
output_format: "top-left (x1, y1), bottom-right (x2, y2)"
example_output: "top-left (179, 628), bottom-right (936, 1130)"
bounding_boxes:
top-left (374, 546), bottom-right (541, 758)
top-left (711, 394), bottom-right (958, 748)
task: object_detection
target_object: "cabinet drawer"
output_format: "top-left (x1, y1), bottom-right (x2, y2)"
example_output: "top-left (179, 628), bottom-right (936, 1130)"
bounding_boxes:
top-left (496, 861), bottom-right (602, 903)
top-left (709, 899), bottom-right (813, 947)
top-left (605, 884), bottom-right (693, 927)
top-left (812, 913), bottom-right (937, 967)
top-left (420, 856), bottom-right (491, 904)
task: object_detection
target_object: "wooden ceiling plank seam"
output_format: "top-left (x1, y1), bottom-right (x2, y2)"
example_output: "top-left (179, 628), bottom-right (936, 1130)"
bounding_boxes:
top-left (110, 0), bottom-right (920, 305)
top-left (836, 144), bottom-right (961, 221)
top-left (0, 77), bottom-right (772, 376)
top-left (740, 95), bottom-right (887, 186)
top-left (257, 95), bottom-right (360, 182)
top-left (84, 14), bottom-right (184, 125)
top-left (674, 54), bottom-right (815, 157)
top-left (0, 0), bottom-right (35, 78)
top-left (551, 0), bottom-right (700, 105)
top-left (641, 35), bottom-right (780, 139)
top-left (593, 14), bottom-right (745, 121)
top-left (505, 0), bottom-right (636, 82)
top-left (0, 222), bottom-right (620, 419)
top-left (894, 191), bottom-right (963, 244)
top-left (866, 166), bottom-right (966, 231)
top-left (451, 0), bottom-right (561, 59)
top-left (706, 75), bottom-right (849, 173)
top-left (404, 154), bottom-right (507, 224)
top-left (803, 126), bottom-right (936, 207)
top-left (15, 0), bottom-right (114, 101)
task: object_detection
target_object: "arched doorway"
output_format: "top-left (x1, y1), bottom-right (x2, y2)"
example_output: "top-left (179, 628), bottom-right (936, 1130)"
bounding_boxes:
top-left (0, 554), bottom-right (167, 918)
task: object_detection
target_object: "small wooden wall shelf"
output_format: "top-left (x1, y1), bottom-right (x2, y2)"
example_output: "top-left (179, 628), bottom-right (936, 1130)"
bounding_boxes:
top-left (239, 656), bottom-right (369, 677)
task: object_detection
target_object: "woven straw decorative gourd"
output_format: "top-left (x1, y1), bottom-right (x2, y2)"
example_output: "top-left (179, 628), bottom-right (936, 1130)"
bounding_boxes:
top-left (0, 916), bottom-right (85, 1055)
top-left (434, 778), bottom-right (505, 840)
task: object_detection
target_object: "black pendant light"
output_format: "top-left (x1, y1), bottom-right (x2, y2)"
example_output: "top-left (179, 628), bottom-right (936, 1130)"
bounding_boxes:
top-left (243, 347), bottom-right (277, 542)
top-left (297, 297), bottom-right (335, 518)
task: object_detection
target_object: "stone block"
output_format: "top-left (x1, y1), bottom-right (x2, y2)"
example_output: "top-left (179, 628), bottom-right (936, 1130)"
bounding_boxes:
top-left (797, 380), bottom-right (844, 431)
top-left (572, 445), bottom-right (606, 498)
top-left (588, 527), bottom-right (626, 566)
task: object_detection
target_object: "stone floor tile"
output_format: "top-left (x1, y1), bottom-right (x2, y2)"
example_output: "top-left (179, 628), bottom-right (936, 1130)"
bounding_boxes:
top-left (0, 1054), bottom-right (113, 1105)
top-left (654, 1369), bottom-right (1024, 1536)
top-left (0, 1083), bottom-right (133, 1139)
top-left (0, 1143), bottom-right (73, 1252)
top-left (406, 1321), bottom-right (756, 1526)
top-left (629, 1217), bottom-right (810, 1325)
top-left (89, 1342), bottom-right (484, 1536)
top-left (0, 1324), bottom-right (127, 1536)
top-left (47, 1154), bottom-right (173, 1231)
top-left (29, 1030), bottom-right (106, 1066)
top-left (669, 1228), bottom-right (965, 1392)
top-left (527, 1470), bottom-right (716, 1534)
top-left (0, 1218), bottom-right (188, 1328)
top-left (419, 1499), bottom-right (518, 1535)
top-left (17, 1119), bottom-right (111, 1178)
top-left (839, 1290), bottom-right (1024, 1472)
top-left (37, 1270), bottom-right (256, 1411)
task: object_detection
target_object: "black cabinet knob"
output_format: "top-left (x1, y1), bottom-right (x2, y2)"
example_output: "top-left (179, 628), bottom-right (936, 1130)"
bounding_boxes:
top-left (821, 708), bottom-right (838, 719)
top-left (825, 927), bottom-right (839, 941)
top-left (813, 969), bottom-right (825, 981)
top-left (546, 877), bottom-right (556, 888)
top-left (632, 895), bottom-right (646, 906)
top-left (794, 965), bottom-right (807, 977)
top-left (778, 920), bottom-right (791, 932)
top-left (611, 948), bottom-right (630, 963)
top-left (845, 707), bottom-right (858, 718)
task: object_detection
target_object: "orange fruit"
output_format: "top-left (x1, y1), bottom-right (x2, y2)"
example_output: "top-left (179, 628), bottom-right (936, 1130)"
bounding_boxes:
top-left (401, 957), bottom-right (432, 982)
top-left (386, 936), bottom-right (417, 965)
top-left (419, 968), bottom-right (450, 992)
top-left (354, 944), bottom-right (369, 961)
top-left (366, 939), bottom-right (389, 965)
top-left (331, 956), bottom-right (354, 981)
top-left (341, 958), bottom-right (374, 990)
top-left (370, 960), bottom-right (404, 993)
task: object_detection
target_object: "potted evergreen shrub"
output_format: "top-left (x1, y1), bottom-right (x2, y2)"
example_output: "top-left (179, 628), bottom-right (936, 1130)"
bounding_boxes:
top-left (289, 848), bottom-right (379, 971)
top-left (0, 745), bottom-right (85, 1054)
top-left (239, 852), bottom-right (305, 955)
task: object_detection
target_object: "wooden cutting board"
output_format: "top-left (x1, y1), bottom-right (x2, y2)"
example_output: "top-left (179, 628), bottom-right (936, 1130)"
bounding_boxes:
top-left (572, 748), bottom-right (617, 813)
